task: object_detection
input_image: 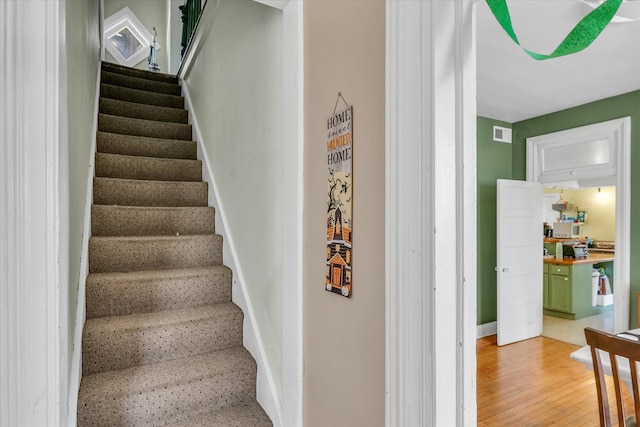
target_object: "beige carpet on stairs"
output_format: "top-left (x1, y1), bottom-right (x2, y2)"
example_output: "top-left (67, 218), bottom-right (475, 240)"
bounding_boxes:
top-left (77, 61), bottom-right (272, 427)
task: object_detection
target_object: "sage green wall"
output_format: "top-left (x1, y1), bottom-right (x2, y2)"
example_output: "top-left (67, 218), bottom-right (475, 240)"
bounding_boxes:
top-left (477, 91), bottom-right (640, 328)
top-left (477, 117), bottom-right (513, 325)
top-left (65, 0), bottom-right (100, 370)
top-left (513, 90), bottom-right (640, 329)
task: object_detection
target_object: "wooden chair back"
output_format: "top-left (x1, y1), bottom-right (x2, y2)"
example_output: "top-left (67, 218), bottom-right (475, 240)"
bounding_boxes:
top-left (584, 327), bottom-right (640, 427)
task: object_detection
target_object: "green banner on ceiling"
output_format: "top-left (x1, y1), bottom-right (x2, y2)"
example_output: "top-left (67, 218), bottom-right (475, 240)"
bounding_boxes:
top-left (486, 0), bottom-right (623, 60)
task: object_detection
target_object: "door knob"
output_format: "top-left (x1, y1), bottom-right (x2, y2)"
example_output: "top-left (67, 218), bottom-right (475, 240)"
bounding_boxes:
top-left (503, 268), bottom-right (509, 273)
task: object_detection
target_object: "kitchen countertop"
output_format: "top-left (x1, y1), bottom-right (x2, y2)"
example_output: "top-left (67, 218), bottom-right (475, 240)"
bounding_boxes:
top-left (543, 253), bottom-right (615, 265)
top-left (543, 237), bottom-right (586, 243)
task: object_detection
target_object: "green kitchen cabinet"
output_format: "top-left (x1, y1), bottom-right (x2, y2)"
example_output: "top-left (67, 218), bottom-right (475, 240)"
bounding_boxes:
top-left (548, 267), bottom-right (572, 313)
top-left (543, 262), bottom-right (613, 320)
top-left (543, 263), bottom-right (549, 309)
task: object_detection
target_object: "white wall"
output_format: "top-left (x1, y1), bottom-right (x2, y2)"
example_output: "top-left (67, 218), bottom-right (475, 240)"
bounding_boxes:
top-left (1, 0), bottom-right (99, 424)
top-left (66, 0), bottom-right (101, 364)
top-left (65, 0), bottom-right (101, 423)
top-left (167, 0), bottom-right (184, 74)
top-left (182, 0), bottom-right (284, 400)
top-left (104, 0), bottom-right (168, 71)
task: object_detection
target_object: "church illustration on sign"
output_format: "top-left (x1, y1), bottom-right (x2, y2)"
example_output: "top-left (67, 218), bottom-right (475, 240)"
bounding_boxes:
top-left (326, 207), bottom-right (352, 297)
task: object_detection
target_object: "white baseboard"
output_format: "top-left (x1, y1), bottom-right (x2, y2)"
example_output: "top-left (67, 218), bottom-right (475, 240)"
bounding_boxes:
top-left (477, 322), bottom-right (497, 339)
top-left (181, 83), bottom-right (282, 426)
top-left (67, 63), bottom-right (101, 427)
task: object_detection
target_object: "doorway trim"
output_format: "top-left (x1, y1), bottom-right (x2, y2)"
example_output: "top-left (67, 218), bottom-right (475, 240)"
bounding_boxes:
top-left (385, 1), bottom-right (477, 425)
top-left (526, 117), bottom-right (631, 333)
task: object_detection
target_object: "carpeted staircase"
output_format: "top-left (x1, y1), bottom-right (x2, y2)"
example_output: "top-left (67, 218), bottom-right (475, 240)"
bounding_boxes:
top-left (77, 61), bottom-right (272, 426)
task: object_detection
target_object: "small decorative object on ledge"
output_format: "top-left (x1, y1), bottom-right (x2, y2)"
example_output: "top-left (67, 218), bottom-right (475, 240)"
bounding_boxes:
top-left (326, 93), bottom-right (353, 298)
top-left (148, 27), bottom-right (160, 72)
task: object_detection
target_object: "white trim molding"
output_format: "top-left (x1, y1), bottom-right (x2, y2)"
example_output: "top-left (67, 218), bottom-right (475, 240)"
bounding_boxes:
top-left (477, 322), bottom-right (498, 339)
top-left (279, 2), bottom-right (303, 427)
top-left (385, 1), bottom-right (477, 425)
top-left (526, 117), bottom-right (631, 333)
top-left (0, 0), bottom-right (67, 425)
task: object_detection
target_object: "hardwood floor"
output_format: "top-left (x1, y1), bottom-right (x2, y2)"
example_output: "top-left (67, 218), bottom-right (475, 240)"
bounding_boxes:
top-left (477, 334), bottom-right (632, 426)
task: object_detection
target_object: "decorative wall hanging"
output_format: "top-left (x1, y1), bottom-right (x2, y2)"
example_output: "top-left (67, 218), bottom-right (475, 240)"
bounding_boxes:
top-left (486, 0), bottom-right (622, 60)
top-left (104, 7), bottom-right (161, 68)
top-left (326, 93), bottom-right (353, 298)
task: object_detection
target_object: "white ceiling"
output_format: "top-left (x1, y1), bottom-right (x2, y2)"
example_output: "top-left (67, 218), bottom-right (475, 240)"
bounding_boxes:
top-left (477, 0), bottom-right (640, 123)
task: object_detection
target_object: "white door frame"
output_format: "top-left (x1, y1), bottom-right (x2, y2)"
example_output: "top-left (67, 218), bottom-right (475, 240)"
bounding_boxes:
top-left (0, 0), bottom-right (68, 425)
top-left (386, 1), bottom-right (477, 425)
top-left (526, 117), bottom-right (631, 333)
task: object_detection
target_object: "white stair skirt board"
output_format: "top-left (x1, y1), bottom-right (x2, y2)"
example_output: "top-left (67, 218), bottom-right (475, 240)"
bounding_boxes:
top-left (180, 84), bottom-right (282, 426)
top-left (67, 63), bottom-right (102, 427)
top-left (477, 322), bottom-right (498, 339)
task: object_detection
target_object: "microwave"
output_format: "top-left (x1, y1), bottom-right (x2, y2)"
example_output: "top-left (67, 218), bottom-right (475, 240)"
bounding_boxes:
top-left (553, 222), bottom-right (583, 238)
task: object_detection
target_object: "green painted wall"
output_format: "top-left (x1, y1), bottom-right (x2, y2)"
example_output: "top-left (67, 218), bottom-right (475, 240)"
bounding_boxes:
top-left (477, 117), bottom-right (513, 324)
top-left (477, 91), bottom-right (640, 328)
top-left (513, 90), bottom-right (640, 329)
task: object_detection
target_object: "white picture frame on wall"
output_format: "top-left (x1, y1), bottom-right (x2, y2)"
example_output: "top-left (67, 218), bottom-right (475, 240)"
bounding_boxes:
top-left (104, 6), bottom-right (161, 68)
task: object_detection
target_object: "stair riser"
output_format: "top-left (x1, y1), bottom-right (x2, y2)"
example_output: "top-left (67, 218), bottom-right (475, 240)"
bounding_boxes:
top-left (100, 98), bottom-right (188, 124)
top-left (101, 70), bottom-right (182, 96)
top-left (78, 366), bottom-right (256, 427)
top-left (89, 235), bottom-right (223, 273)
top-left (95, 153), bottom-right (202, 182)
top-left (101, 83), bottom-right (185, 109)
top-left (86, 267), bottom-right (232, 318)
top-left (92, 206), bottom-right (214, 237)
top-left (98, 114), bottom-right (192, 140)
top-left (102, 62), bottom-right (179, 84)
top-left (83, 309), bottom-right (243, 375)
top-left (93, 177), bottom-right (208, 207)
top-left (97, 132), bottom-right (197, 160)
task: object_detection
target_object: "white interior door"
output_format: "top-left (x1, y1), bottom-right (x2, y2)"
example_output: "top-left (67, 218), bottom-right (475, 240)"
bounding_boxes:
top-left (497, 179), bottom-right (543, 346)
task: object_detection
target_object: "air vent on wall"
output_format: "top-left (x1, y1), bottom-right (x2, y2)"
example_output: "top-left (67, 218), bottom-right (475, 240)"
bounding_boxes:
top-left (493, 126), bottom-right (512, 143)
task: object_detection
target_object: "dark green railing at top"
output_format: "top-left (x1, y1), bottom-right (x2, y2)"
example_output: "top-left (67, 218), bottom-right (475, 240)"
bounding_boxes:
top-left (180, 0), bottom-right (203, 59)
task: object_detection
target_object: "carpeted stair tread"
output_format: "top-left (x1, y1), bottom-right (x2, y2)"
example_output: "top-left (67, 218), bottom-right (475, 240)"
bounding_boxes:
top-left (93, 177), bottom-right (208, 207)
top-left (86, 266), bottom-right (232, 319)
top-left (101, 83), bottom-right (185, 109)
top-left (98, 113), bottom-right (192, 140)
top-left (82, 304), bottom-right (243, 375)
top-left (101, 70), bottom-right (182, 96)
top-left (164, 401), bottom-right (272, 427)
top-left (91, 205), bottom-right (215, 236)
top-left (79, 62), bottom-right (271, 426)
top-left (102, 61), bottom-right (178, 84)
top-left (95, 152), bottom-right (202, 182)
top-left (89, 234), bottom-right (223, 273)
top-left (99, 97), bottom-right (189, 124)
top-left (77, 347), bottom-right (257, 427)
top-left (97, 131), bottom-right (197, 160)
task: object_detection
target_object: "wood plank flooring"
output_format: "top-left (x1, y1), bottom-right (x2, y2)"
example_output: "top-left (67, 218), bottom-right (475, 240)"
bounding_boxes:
top-left (477, 334), bottom-right (632, 426)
